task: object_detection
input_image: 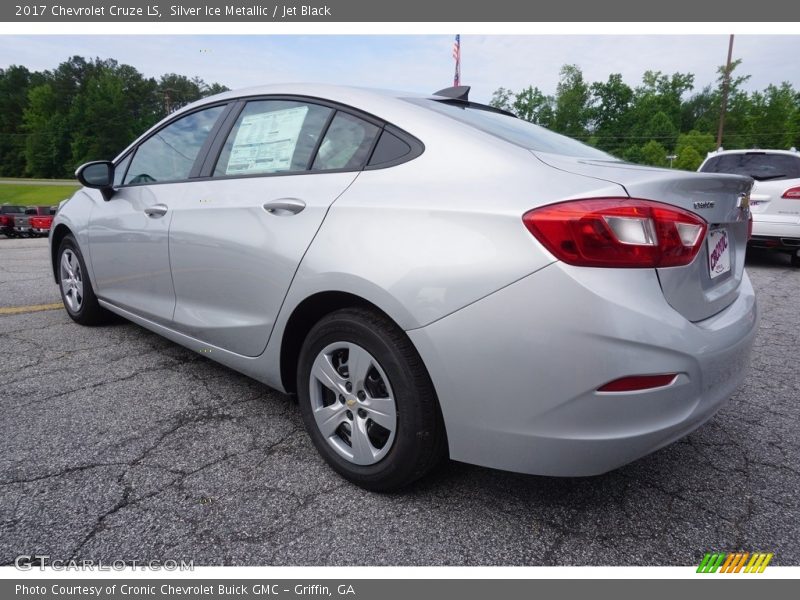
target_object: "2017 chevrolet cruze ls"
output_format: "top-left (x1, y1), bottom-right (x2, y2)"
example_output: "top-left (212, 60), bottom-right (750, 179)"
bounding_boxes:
top-left (51, 84), bottom-right (758, 490)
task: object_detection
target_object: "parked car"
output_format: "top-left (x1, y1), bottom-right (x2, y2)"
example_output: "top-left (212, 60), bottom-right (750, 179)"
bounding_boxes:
top-left (0, 204), bottom-right (26, 237)
top-left (28, 205), bottom-right (58, 237)
top-left (13, 205), bottom-right (55, 237)
top-left (50, 84), bottom-right (758, 490)
top-left (699, 148), bottom-right (800, 266)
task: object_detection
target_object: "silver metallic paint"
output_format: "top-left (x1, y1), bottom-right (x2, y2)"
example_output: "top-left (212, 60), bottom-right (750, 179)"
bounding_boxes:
top-left (51, 84), bottom-right (759, 477)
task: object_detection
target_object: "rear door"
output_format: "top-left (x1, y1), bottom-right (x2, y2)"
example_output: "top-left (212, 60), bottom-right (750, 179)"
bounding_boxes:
top-left (167, 98), bottom-right (382, 356)
top-left (88, 104), bottom-right (227, 324)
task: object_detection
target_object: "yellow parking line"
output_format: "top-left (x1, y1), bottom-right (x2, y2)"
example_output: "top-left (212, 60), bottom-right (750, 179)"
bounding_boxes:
top-left (0, 302), bottom-right (62, 315)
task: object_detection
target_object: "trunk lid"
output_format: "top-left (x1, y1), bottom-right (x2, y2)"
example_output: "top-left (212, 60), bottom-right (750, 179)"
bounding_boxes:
top-left (533, 152), bottom-right (753, 322)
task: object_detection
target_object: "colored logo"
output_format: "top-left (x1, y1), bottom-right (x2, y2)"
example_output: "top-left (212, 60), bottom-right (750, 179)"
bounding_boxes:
top-left (697, 552), bottom-right (773, 573)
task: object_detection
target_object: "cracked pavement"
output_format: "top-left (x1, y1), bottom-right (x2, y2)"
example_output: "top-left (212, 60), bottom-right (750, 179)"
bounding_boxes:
top-left (0, 237), bottom-right (798, 565)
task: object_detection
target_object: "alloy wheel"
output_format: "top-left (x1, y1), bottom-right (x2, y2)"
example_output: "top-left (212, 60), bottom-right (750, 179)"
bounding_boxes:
top-left (308, 342), bottom-right (397, 465)
top-left (60, 249), bottom-right (84, 313)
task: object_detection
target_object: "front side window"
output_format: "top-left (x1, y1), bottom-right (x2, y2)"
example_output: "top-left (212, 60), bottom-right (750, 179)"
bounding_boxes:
top-left (214, 100), bottom-right (332, 177)
top-left (125, 105), bottom-right (225, 185)
top-left (113, 153), bottom-right (132, 187)
top-left (312, 112), bottom-right (380, 171)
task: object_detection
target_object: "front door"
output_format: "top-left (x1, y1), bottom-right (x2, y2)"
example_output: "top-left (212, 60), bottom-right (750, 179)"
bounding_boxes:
top-left (87, 104), bottom-right (226, 324)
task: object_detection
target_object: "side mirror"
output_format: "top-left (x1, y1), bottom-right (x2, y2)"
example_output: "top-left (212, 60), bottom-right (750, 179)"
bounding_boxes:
top-left (76, 161), bottom-right (115, 201)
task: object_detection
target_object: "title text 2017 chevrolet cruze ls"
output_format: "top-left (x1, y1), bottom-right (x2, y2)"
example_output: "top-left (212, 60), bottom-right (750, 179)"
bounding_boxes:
top-left (50, 84), bottom-right (758, 490)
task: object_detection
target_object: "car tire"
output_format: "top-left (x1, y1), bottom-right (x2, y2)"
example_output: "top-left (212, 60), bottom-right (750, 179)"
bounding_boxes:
top-left (791, 250), bottom-right (800, 268)
top-left (297, 307), bottom-right (447, 491)
top-left (57, 235), bottom-right (112, 325)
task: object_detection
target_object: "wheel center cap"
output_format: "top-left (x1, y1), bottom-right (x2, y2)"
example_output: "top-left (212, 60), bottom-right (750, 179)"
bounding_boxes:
top-left (346, 397), bottom-right (357, 408)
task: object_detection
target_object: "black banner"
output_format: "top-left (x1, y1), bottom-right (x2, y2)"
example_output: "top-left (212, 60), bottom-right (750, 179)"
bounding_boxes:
top-left (3, 0), bottom-right (799, 22)
top-left (4, 579), bottom-right (799, 600)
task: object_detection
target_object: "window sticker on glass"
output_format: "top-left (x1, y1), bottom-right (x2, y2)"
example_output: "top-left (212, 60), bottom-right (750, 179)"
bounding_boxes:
top-left (226, 106), bottom-right (309, 175)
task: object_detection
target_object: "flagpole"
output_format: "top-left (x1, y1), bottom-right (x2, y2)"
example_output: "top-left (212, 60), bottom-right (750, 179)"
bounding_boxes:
top-left (453, 34), bottom-right (461, 86)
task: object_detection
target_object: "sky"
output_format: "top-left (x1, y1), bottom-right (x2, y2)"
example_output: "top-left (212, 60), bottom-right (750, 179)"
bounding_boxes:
top-left (1, 35), bottom-right (798, 103)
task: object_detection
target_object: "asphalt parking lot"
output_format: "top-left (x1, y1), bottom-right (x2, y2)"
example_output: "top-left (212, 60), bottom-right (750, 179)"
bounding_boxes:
top-left (1, 237), bottom-right (798, 566)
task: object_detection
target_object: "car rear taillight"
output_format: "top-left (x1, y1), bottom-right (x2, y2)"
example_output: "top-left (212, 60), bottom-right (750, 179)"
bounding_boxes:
top-left (522, 198), bottom-right (707, 268)
top-left (597, 374), bottom-right (677, 392)
top-left (782, 186), bottom-right (800, 199)
top-left (30, 217), bottom-right (50, 228)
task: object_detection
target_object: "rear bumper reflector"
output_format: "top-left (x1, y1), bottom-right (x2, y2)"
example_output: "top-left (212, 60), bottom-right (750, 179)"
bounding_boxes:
top-left (597, 374), bottom-right (678, 392)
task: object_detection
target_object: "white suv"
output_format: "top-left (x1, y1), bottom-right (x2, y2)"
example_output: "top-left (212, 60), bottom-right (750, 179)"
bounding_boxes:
top-left (699, 148), bottom-right (800, 267)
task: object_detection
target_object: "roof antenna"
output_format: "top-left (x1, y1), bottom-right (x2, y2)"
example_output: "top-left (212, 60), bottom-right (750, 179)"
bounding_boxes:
top-left (434, 86), bottom-right (470, 101)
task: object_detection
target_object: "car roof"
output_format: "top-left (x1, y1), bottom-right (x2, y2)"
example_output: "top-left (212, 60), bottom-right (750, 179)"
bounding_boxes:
top-left (198, 83), bottom-right (427, 104)
top-left (706, 148), bottom-right (800, 157)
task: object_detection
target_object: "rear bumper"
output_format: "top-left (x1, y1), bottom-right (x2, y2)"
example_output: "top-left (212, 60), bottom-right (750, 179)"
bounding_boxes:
top-left (408, 262), bottom-right (758, 476)
top-left (750, 218), bottom-right (800, 250)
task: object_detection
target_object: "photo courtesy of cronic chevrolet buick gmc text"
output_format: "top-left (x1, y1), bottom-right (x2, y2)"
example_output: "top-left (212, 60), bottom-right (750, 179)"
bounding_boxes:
top-left (49, 84), bottom-right (759, 491)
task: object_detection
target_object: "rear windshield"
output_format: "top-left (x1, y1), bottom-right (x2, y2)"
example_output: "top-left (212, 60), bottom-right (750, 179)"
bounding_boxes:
top-left (700, 153), bottom-right (800, 181)
top-left (408, 98), bottom-right (613, 159)
top-left (1, 205), bottom-right (25, 214)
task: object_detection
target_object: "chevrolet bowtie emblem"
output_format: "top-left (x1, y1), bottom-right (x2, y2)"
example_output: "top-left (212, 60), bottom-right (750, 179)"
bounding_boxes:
top-left (737, 193), bottom-right (751, 211)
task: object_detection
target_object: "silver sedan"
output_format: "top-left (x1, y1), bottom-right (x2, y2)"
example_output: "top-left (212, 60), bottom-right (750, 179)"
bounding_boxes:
top-left (50, 84), bottom-right (758, 490)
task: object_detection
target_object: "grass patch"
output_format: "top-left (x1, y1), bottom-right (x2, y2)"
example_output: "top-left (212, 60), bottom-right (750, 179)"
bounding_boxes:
top-left (0, 184), bottom-right (79, 206)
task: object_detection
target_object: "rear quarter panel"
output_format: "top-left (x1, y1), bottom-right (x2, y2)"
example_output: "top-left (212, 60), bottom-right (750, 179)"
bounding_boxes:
top-left (260, 118), bottom-right (628, 386)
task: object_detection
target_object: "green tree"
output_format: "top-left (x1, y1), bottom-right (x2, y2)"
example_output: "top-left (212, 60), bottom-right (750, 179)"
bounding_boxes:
top-left (621, 145), bottom-right (644, 164)
top-left (674, 146), bottom-right (703, 171)
top-left (512, 86), bottom-right (554, 126)
top-left (9, 56), bottom-right (229, 177)
top-left (643, 111), bottom-right (679, 150)
top-left (675, 130), bottom-right (717, 162)
top-left (713, 59), bottom-right (752, 149)
top-left (489, 87), bottom-right (514, 112)
top-left (23, 83), bottom-right (67, 178)
top-left (553, 64), bottom-right (590, 137)
top-left (747, 83), bottom-right (798, 149)
top-left (0, 65), bottom-right (42, 176)
top-left (640, 140), bottom-right (669, 167)
top-left (589, 73), bottom-right (634, 154)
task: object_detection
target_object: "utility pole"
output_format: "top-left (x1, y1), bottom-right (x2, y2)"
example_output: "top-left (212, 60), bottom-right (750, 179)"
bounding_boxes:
top-left (716, 34), bottom-right (735, 149)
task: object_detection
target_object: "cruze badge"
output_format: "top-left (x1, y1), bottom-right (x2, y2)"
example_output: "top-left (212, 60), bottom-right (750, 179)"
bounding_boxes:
top-left (693, 201), bottom-right (715, 209)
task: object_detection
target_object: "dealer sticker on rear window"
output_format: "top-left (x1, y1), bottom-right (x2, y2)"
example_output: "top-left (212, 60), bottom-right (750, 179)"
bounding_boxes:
top-left (707, 228), bottom-right (731, 279)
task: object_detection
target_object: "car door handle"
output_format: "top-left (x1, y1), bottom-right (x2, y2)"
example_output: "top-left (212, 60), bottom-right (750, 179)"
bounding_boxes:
top-left (262, 198), bottom-right (306, 216)
top-left (144, 204), bottom-right (168, 217)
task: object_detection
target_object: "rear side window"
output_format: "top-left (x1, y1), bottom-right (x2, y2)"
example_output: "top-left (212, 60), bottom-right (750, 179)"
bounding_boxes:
top-left (214, 100), bottom-right (332, 176)
top-left (368, 129), bottom-right (413, 167)
top-left (408, 98), bottom-right (612, 159)
top-left (125, 105), bottom-right (225, 185)
top-left (700, 153), bottom-right (800, 181)
top-left (312, 112), bottom-right (380, 171)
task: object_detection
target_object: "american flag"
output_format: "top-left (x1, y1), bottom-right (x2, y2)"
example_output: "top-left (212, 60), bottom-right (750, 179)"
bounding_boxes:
top-left (453, 34), bottom-right (461, 87)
